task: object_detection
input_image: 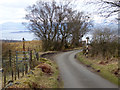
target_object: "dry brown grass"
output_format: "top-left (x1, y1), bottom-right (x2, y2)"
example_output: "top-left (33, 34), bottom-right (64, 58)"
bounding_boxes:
top-left (77, 52), bottom-right (119, 85)
top-left (7, 58), bottom-right (63, 88)
top-left (2, 40), bottom-right (42, 59)
top-left (9, 40), bottom-right (42, 51)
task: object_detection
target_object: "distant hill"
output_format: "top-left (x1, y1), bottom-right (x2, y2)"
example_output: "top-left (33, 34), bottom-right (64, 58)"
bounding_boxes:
top-left (0, 22), bottom-right (27, 30)
top-left (92, 20), bottom-right (118, 30)
top-left (11, 31), bottom-right (30, 33)
top-left (1, 40), bottom-right (22, 43)
top-left (0, 21), bottom-right (117, 34)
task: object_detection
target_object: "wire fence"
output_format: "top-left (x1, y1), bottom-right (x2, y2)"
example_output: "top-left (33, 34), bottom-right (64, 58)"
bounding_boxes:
top-left (2, 49), bottom-right (39, 88)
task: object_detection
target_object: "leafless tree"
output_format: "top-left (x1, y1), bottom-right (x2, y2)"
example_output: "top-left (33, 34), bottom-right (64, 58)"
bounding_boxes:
top-left (67, 12), bottom-right (91, 47)
top-left (86, 0), bottom-right (120, 19)
top-left (90, 27), bottom-right (118, 58)
top-left (24, 0), bottom-right (91, 51)
top-left (24, 1), bottom-right (59, 50)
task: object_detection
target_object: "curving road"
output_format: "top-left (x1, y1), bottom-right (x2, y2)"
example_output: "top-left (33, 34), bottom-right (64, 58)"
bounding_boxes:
top-left (54, 50), bottom-right (118, 88)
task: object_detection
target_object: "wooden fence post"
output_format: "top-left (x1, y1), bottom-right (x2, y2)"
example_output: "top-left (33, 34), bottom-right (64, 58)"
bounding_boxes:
top-left (12, 68), bottom-right (14, 81)
top-left (22, 38), bottom-right (25, 76)
top-left (16, 51), bottom-right (19, 79)
top-left (33, 49), bottom-right (36, 67)
top-left (36, 52), bottom-right (39, 61)
top-left (14, 58), bottom-right (16, 80)
top-left (29, 50), bottom-right (32, 70)
top-left (9, 50), bottom-right (11, 67)
top-left (22, 38), bottom-right (28, 74)
top-left (3, 59), bottom-right (6, 87)
top-left (22, 58), bottom-right (24, 77)
top-left (9, 50), bottom-right (14, 81)
top-left (23, 38), bottom-right (25, 52)
top-left (4, 69), bottom-right (6, 87)
top-left (25, 59), bottom-right (28, 74)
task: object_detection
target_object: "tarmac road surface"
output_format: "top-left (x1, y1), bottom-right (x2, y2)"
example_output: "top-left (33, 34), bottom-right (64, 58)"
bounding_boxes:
top-left (54, 50), bottom-right (118, 88)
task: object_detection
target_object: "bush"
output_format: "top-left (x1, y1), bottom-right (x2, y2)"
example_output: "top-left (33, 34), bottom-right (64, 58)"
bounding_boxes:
top-left (89, 28), bottom-right (118, 59)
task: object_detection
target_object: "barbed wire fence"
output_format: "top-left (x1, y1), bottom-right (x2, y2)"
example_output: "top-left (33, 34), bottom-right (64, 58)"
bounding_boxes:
top-left (2, 38), bottom-right (40, 88)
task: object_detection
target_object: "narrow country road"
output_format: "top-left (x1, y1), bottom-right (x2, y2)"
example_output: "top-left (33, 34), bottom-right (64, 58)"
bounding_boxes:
top-left (54, 50), bottom-right (118, 88)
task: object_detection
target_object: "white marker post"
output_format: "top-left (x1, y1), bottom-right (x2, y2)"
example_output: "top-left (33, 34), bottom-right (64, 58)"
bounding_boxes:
top-left (86, 37), bottom-right (89, 58)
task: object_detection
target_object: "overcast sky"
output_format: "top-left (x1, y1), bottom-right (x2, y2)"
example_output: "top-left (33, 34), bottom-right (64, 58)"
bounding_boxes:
top-left (0, 0), bottom-right (38, 24)
top-left (0, 0), bottom-right (107, 24)
top-left (0, 0), bottom-right (117, 40)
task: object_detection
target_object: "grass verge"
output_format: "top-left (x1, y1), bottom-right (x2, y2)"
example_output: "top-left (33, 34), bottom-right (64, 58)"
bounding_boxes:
top-left (76, 52), bottom-right (119, 86)
top-left (7, 57), bottom-right (63, 89)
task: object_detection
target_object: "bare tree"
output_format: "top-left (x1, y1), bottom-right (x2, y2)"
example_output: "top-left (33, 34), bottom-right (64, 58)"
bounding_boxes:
top-left (100, 0), bottom-right (119, 19)
top-left (86, 0), bottom-right (120, 19)
top-left (24, 0), bottom-right (91, 51)
top-left (67, 12), bottom-right (91, 47)
top-left (25, 1), bottom-right (59, 50)
top-left (90, 27), bottom-right (118, 58)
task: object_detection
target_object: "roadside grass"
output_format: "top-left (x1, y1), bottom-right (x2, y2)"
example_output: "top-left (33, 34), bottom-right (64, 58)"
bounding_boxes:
top-left (8, 57), bottom-right (63, 88)
top-left (2, 40), bottom-right (64, 88)
top-left (76, 52), bottom-right (119, 86)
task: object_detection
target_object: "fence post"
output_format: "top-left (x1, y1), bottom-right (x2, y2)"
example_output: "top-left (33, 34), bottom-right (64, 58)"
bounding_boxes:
top-left (25, 59), bottom-right (28, 74)
top-left (22, 38), bottom-right (25, 76)
top-left (14, 58), bottom-right (16, 80)
top-left (36, 52), bottom-right (39, 61)
top-left (22, 38), bottom-right (28, 74)
top-left (29, 50), bottom-right (32, 70)
top-left (9, 50), bottom-right (11, 67)
top-left (23, 38), bottom-right (25, 52)
top-left (4, 69), bottom-right (6, 87)
top-left (33, 49), bottom-right (36, 67)
top-left (12, 68), bottom-right (14, 81)
top-left (2, 56), bottom-right (3, 88)
top-left (16, 51), bottom-right (19, 79)
top-left (3, 59), bottom-right (6, 87)
top-left (22, 58), bottom-right (24, 77)
top-left (9, 50), bottom-right (14, 81)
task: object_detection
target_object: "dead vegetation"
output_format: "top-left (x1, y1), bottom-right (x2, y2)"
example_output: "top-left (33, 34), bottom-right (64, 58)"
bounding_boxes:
top-left (6, 57), bottom-right (63, 89)
top-left (77, 52), bottom-right (119, 85)
top-left (2, 40), bottom-right (63, 89)
top-left (36, 63), bottom-right (53, 75)
top-left (2, 40), bottom-right (42, 59)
